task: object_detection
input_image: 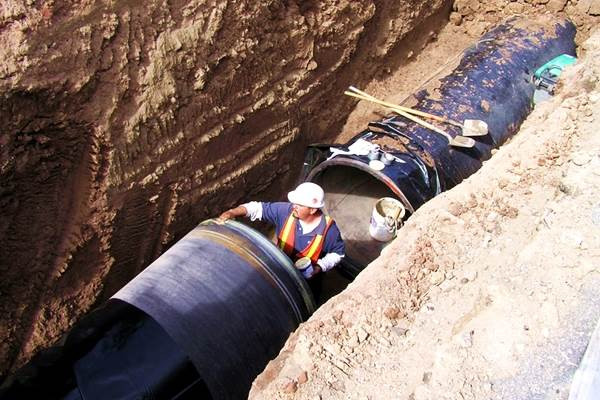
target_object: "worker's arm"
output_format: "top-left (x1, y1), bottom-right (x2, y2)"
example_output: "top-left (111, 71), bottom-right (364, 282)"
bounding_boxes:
top-left (218, 205), bottom-right (248, 221)
top-left (316, 253), bottom-right (343, 273)
top-left (301, 253), bottom-right (342, 279)
top-left (219, 201), bottom-right (264, 222)
top-left (313, 222), bottom-right (345, 276)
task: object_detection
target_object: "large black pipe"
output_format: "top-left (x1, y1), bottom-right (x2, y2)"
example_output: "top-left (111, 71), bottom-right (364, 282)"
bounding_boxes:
top-left (112, 220), bottom-right (314, 399)
top-left (0, 300), bottom-right (209, 400)
top-left (303, 17), bottom-right (576, 270)
top-left (1, 221), bottom-right (314, 400)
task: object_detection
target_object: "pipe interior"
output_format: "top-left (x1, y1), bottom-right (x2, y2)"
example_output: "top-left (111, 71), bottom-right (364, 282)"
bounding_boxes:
top-left (312, 164), bottom-right (402, 270)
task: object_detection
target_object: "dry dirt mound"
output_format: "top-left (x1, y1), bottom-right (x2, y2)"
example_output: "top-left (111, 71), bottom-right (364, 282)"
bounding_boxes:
top-left (250, 30), bottom-right (600, 400)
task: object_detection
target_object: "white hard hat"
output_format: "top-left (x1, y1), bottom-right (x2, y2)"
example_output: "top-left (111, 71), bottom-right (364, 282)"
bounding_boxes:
top-left (287, 182), bottom-right (325, 208)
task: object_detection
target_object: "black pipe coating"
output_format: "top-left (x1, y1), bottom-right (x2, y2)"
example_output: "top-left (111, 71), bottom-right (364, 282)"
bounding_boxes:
top-left (113, 220), bottom-right (314, 399)
top-left (1, 221), bottom-right (314, 400)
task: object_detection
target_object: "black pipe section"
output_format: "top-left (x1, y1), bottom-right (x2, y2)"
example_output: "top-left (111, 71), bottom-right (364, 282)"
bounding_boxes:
top-left (1, 300), bottom-right (209, 399)
top-left (1, 221), bottom-right (314, 400)
top-left (113, 220), bottom-right (314, 399)
top-left (302, 17), bottom-right (576, 271)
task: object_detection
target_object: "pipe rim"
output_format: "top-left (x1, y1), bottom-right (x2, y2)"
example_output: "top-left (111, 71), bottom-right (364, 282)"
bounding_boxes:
top-left (201, 219), bottom-right (316, 317)
top-left (306, 157), bottom-right (416, 213)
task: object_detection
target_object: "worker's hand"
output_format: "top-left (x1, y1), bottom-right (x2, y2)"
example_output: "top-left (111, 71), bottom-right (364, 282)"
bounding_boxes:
top-left (301, 265), bottom-right (314, 279)
top-left (217, 210), bottom-right (235, 223)
top-left (311, 264), bottom-right (322, 277)
top-left (302, 264), bottom-right (322, 279)
top-left (217, 205), bottom-right (247, 224)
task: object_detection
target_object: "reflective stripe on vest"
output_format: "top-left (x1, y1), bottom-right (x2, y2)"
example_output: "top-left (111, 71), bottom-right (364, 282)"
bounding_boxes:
top-left (278, 213), bottom-right (334, 264)
top-left (278, 213), bottom-right (296, 255)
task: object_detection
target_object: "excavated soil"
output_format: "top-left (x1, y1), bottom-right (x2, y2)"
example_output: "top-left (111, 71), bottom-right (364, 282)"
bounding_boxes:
top-left (0, 0), bottom-right (599, 393)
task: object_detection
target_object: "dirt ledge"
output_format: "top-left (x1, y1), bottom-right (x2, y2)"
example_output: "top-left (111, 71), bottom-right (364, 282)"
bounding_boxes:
top-left (250, 30), bottom-right (600, 400)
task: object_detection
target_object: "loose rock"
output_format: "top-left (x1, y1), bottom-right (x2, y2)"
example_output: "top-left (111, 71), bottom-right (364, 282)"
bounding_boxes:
top-left (298, 371), bottom-right (309, 385)
top-left (449, 12), bottom-right (463, 25)
top-left (283, 380), bottom-right (297, 393)
top-left (357, 327), bottom-right (369, 343)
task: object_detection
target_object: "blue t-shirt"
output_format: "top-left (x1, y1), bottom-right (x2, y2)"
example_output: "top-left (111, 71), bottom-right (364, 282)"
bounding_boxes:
top-left (261, 202), bottom-right (345, 258)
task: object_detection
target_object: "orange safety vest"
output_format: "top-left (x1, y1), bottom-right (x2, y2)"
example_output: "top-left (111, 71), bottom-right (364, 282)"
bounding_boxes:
top-left (278, 213), bottom-right (334, 264)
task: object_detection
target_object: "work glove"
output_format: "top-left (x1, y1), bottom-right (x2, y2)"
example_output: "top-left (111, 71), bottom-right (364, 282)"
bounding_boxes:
top-left (301, 264), bottom-right (314, 279)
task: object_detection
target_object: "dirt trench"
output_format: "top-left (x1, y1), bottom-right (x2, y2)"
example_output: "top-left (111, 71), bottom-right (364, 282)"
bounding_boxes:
top-left (0, 0), bottom-right (452, 376)
top-left (0, 0), bottom-right (598, 387)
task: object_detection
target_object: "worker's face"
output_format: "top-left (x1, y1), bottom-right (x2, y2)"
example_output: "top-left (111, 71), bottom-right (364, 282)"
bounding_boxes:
top-left (292, 204), bottom-right (317, 220)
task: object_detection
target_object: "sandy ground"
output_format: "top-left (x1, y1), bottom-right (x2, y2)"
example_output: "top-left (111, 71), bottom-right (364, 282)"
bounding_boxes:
top-left (250, 27), bottom-right (600, 400)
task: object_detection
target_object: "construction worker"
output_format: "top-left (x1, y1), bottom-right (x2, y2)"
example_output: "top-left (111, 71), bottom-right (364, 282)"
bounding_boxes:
top-left (218, 182), bottom-right (345, 284)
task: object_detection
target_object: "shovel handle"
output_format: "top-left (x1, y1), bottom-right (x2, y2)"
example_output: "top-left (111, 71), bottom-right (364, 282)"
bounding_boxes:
top-left (348, 86), bottom-right (463, 128)
top-left (344, 91), bottom-right (452, 140)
